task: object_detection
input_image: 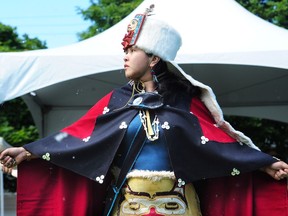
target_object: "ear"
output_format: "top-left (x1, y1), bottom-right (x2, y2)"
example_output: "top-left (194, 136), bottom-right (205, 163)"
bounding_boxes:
top-left (150, 56), bottom-right (160, 67)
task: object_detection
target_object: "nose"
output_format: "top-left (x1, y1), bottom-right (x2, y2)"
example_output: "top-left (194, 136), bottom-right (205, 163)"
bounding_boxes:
top-left (123, 54), bottom-right (128, 62)
top-left (142, 208), bottom-right (163, 216)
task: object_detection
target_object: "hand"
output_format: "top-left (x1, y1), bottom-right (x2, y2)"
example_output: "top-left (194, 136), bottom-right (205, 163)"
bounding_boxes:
top-left (261, 161), bottom-right (288, 180)
top-left (0, 147), bottom-right (32, 173)
top-left (0, 164), bottom-right (14, 175)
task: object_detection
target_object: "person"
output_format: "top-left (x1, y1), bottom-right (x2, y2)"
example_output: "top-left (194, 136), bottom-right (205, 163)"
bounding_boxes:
top-left (1, 5), bottom-right (288, 216)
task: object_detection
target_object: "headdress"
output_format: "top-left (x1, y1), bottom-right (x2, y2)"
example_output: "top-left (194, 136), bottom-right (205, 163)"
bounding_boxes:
top-left (121, 4), bottom-right (181, 61)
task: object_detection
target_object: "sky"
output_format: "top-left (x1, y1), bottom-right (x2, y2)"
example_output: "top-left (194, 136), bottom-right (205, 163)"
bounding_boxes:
top-left (0, 0), bottom-right (92, 48)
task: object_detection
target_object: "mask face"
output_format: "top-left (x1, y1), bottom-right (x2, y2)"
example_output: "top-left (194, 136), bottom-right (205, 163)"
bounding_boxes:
top-left (115, 177), bottom-right (201, 216)
top-left (128, 18), bottom-right (139, 32)
top-left (122, 14), bottom-right (146, 50)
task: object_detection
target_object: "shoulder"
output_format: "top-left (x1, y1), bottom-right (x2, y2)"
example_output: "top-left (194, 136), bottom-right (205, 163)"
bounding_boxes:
top-left (108, 82), bottom-right (133, 110)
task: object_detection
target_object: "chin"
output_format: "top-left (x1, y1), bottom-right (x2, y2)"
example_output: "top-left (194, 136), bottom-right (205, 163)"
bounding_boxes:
top-left (124, 71), bottom-right (132, 79)
top-left (125, 74), bottom-right (136, 80)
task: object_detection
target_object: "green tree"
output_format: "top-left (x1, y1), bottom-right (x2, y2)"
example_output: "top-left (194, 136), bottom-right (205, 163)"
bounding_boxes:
top-left (225, 116), bottom-right (288, 161)
top-left (0, 22), bottom-right (47, 51)
top-left (77, 0), bottom-right (143, 40)
top-left (0, 98), bottom-right (39, 147)
top-left (236, 0), bottom-right (288, 29)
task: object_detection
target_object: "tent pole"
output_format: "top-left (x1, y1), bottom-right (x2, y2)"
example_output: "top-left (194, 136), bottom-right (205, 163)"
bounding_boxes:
top-left (0, 170), bottom-right (4, 216)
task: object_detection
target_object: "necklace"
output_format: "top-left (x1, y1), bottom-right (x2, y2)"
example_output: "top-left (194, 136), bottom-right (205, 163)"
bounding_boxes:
top-left (139, 110), bottom-right (159, 141)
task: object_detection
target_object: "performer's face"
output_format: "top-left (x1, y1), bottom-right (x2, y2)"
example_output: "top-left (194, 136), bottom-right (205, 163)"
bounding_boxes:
top-left (123, 46), bottom-right (153, 82)
top-left (116, 178), bottom-right (200, 216)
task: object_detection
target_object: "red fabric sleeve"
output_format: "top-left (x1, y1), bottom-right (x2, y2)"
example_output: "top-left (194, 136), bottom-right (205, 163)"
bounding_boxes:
top-left (17, 159), bottom-right (108, 216)
top-left (253, 172), bottom-right (288, 215)
top-left (197, 172), bottom-right (288, 216)
top-left (61, 91), bottom-right (113, 139)
top-left (190, 97), bottom-right (236, 143)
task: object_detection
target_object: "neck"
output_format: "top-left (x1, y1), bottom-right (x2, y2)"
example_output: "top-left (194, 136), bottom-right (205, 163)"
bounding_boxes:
top-left (142, 80), bottom-right (157, 92)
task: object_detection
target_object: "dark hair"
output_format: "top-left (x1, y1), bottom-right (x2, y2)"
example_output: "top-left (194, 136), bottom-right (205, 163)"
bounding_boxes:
top-left (153, 59), bottom-right (201, 104)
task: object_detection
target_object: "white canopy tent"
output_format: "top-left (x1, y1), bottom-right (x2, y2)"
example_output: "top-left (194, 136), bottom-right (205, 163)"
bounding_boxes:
top-left (0, 0), bottom-right (288, 136)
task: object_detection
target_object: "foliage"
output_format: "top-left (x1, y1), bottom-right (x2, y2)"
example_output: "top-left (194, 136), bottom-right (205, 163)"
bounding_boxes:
top-left (236, 0), bottom-right (288, 29)
top-left (0, 22), bottom-right (47, 51)
top-left (0, 99), bottom-right (39, 147)
top-left (76, 0), bottom-right (143, 40)
top-left (21, 34), bottom-right (47, 50)
top-left (225, 116), bottom-right (288, 161)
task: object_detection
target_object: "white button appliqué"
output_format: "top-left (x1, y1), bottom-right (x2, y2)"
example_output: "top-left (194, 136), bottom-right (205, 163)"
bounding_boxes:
top-left (177, 178), bottom-right (186, 187)
top-left (231, 168), bottom-right (240, 176)
top-left (161, 121), bottom-right (170, 130)
top-left (201, 136), bottom-right (209, 144)
top-left (83, 136), bottom-right (91, 142)
top-left (42, 153), bottom-right (51, 161)
top-left (103, 107), bottom-right (110, 114)
top-left (119, 122), bottom-right (128, 129)
top-left (96, 175), bottom-right (105, 184)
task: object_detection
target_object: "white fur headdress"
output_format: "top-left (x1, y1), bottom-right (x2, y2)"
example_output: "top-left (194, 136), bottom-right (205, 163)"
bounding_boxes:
top-left (121, 4), bottom-right (181, 61)
top-left (134, 18), bottom-right (182, 61)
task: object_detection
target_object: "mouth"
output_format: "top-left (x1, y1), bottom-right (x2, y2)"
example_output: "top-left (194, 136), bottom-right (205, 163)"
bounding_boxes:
top-left (124, 64), bottom-right (129, 69)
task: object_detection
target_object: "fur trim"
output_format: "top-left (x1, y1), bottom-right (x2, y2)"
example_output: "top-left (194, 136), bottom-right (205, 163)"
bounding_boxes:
top-left (127, 169), bottom-right (176, 181)
top-left (167, 61), bottom-right (260, 150)
top-left (136, 18), bottom-right (182, 61)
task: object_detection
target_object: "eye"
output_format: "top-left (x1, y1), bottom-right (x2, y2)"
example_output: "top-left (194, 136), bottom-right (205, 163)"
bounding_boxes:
top-left (129, 202), bottom-right (140, 210)
top-left (165, 202), bottom-right (179, 210)
top-left (125, 48), bottom-right (135, 54)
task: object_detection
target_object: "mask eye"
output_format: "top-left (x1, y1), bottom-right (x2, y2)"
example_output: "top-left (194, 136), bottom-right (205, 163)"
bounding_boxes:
top-left (165, 202), bottom-right (179, 210)
top-left (129, 202), bottom-right (140, 210)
